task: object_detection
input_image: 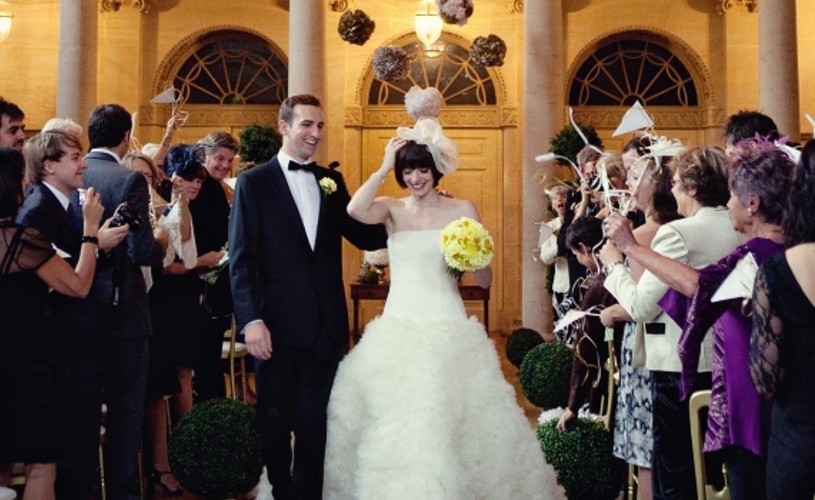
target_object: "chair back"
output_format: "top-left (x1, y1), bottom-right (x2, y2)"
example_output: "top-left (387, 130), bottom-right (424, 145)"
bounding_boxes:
top-left (689, 389), bottom-right (730, 500)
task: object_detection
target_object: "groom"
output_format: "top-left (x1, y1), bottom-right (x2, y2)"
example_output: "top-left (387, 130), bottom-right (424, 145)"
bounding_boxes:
top-left (229, 94), bottom-right (387, 500)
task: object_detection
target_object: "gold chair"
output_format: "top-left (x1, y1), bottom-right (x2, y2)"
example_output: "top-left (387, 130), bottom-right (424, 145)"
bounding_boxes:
top-left (689, 389), bottom-right (730, 500)
top-left (221, 316), bottom-right (249, 401)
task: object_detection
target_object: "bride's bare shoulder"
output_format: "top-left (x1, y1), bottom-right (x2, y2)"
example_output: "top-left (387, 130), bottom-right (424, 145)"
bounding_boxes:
top-left (444, 198), bottom-right (480, 219)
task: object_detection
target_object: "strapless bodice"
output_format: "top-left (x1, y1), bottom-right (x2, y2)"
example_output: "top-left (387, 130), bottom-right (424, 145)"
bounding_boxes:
top-left (382, 230), bottom-right (467, 321)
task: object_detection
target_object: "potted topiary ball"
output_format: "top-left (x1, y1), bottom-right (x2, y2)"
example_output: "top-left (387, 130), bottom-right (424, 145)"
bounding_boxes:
top-left (519, 342), bottom-right (573, 409)
top-left (549, 123), bottom-right (603, 167)
top-left (537, 417), bottom-right (621, 500)
top-left (168, 399), bottom-right (263, 499)
top-left (505, 327), bottom-right (544, 368)
top-left (238, 123), bottom-right (282, 168)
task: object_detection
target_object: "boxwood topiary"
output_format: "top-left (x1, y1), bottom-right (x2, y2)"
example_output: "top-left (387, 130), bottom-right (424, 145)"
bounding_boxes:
top-left (549, 123), bottom-right (603, 166)
top-left (168, 399), bottom-right (263, 499)
top-left (519, 342), bottom-right (572, 409)
top-left (505, 327), bottom-right (544, 368)
top-left (537, 417), bottom-right (621, 500)
top-left (238, 123), bottom-right (282, 165)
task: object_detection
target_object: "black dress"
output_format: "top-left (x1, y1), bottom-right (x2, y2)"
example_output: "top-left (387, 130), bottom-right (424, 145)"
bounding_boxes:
top-left (751, 253), bottom-right (815, 499)
top-left (0, 221), bottom-right (67, 462)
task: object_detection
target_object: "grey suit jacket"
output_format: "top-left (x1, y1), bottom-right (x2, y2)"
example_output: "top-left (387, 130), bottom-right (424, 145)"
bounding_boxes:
top-left (605, 206), bottom-right (743, 372)
top-left (83, 149), bottom-right (165, 339)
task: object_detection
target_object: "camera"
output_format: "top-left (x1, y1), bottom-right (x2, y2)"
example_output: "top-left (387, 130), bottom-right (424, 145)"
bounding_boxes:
top-left (110, 202), bottom-right (143, 231)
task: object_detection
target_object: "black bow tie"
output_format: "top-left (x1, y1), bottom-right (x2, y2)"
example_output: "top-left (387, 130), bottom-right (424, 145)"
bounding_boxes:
top-left (288, 160), bottom-right (316, 174)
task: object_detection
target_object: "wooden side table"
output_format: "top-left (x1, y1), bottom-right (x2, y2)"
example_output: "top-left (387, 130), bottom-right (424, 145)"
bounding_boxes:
top-left (349, 282), bottom-right (490, 345)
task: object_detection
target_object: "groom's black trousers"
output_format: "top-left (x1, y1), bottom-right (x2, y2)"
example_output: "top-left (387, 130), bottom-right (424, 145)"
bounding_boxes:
top-left (254, 326), bottom-right (344, 500)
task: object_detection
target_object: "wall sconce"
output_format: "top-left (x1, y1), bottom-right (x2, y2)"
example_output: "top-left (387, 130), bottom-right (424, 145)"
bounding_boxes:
top-left (0, 1), bottom-right (13, 44)
top-left (414, 3), bottom-right (442, 48)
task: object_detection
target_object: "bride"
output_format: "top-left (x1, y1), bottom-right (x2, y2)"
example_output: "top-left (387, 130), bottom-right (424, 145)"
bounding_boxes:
top-left (323, 116), bottom-right (565, 499)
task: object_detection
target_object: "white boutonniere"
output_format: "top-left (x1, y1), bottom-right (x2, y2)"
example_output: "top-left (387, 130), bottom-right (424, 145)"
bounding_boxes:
top-left (319, 177), bottom-right (337, 198)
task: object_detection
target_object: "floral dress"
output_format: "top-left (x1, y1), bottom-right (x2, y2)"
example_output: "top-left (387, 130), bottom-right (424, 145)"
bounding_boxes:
top-left (613, 321), bottom-right (653, 468)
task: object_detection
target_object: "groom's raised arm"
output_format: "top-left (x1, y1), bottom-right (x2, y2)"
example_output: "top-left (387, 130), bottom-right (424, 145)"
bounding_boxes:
top-left (335, 171), bottom-right (388, 250)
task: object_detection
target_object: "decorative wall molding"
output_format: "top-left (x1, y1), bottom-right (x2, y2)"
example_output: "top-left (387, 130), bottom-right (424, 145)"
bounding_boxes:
top-left (570, 107), bottom-right (724, 130)
top-left (717, 0), bottom-right (758, 14)
top-left (100, 0), bottom-right (151, 14)
top-left (138, 104), bottom-right (279, 127)
top-left (508, 1), bottom-right (523, 13)
top-left (328, 0), bottom-right (348, 12)
top-left (346, 107), bottom-right (515, 129)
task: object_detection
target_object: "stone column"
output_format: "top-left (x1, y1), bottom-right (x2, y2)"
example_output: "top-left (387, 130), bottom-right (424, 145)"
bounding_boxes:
top-left (56, 0), bottom-right (97, 125)
top-left (522, 0), bottom-right (564, 336)
top-left (759, 0), bottom-right (800, 141)
top-left (288, 0), bottom-right (325, 99)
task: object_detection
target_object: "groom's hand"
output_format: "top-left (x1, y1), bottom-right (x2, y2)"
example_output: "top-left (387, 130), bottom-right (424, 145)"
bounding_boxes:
top-left (245, 321), bottom-right (273, 359)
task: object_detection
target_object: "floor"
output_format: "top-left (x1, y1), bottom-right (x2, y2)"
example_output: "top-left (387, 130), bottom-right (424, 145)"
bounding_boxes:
top-left (2, 331), bottom-right (533, 499)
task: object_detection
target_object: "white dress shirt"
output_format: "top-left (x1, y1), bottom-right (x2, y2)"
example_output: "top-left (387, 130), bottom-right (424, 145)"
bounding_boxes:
top-left (277, 151), bottom-right (320, 250)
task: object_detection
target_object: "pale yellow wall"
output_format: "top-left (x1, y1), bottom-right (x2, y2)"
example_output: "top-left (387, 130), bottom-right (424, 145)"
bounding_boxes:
top-left (1, 0), bottom-right (813, 331)
top-left (0, 1), bottom-right (59, 129)
top-left (3, 2), bottom-right (814, 137)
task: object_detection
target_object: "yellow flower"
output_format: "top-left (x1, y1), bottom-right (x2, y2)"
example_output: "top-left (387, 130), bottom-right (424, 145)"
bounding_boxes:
top-left (439, 217), bottom-right (494, 278)
top-left (319, 177), bottom-right (337, 197)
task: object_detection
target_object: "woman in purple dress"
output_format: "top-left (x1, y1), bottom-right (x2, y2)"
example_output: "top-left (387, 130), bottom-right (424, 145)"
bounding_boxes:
top-left (652, 140), bottom-right (793, 500)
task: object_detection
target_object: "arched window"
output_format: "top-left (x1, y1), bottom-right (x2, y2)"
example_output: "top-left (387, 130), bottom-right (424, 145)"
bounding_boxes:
top-left (569, 39), bottom-right (698, 107)
top-left (367, 39), bottom-right (497, 106)
top-left (173, 30), bottom-right (288, 105)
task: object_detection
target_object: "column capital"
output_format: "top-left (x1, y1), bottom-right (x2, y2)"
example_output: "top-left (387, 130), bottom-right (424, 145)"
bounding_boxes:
top-left (100, 0), bottom-right (150, 14)
top-left (717, 0), bottom-right (757, 14)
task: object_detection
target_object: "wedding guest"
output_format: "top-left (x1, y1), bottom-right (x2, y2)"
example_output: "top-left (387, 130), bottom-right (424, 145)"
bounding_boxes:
top-left (57, 103), bottom-right (167, 499)
top-left (751, 138), bottom-right (815, 500)
top-left (556, 215), bottom-right (625, 431)
top-left (0, 147), bottom-right (104, 499)
top-left (124, 151), bottom-right (169, 224)
top-left (539, 184), bottom-right (570, 321)
top-left (608, 140), bottom-right (793, 499)
top-left (600, 146), bottom-right (742, 499)
top-left (0, 97), bottom-right (25, 151)
top-left (143, 145), bottom-right (208, 496)
top-left (722, 111), bottom-right (780, 152)
top-left (189, 131), bottom-right (238, 401)
top-left (598, 147), bottom-right (681, 500)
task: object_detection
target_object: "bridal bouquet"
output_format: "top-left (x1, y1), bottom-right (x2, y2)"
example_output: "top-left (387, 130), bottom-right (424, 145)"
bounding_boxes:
top-left (439, 217), bottom-right (494, 279)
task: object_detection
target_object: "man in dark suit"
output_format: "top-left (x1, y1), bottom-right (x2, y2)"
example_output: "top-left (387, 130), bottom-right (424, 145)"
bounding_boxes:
top-left (0, 96), bottom-right (25, 152)
top-left (189, 131), bottom-right (238, 402)
top-left (50, 104), bottom-right (167, 499)
top-left (229, 94), bottom-right (387, 500)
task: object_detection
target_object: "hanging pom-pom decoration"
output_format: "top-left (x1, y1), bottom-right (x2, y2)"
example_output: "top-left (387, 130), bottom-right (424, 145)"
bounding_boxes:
top-left (469, 34), bottom-right (507, 67)
top-left (337, 9), bottom-right (375, 46)
top-left (437, 0), bottom-right (474, 26)
top-left (372, 46), bottom-right (411, 82)
top-left (404, 86), bottom-right (444, 120)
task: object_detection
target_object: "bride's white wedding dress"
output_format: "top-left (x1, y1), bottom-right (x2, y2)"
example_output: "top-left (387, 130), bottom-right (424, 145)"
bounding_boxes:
top-left (324, 230), bottom-right (565, 499)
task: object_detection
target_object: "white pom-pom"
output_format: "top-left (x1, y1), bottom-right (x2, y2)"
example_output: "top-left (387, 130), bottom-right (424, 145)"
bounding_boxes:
top-left (404, 86), bottom-right (444, 120)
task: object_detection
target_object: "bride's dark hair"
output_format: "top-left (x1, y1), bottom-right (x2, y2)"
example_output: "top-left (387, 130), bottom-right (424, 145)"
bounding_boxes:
top-left (394, 141), bottom-right (444, 188)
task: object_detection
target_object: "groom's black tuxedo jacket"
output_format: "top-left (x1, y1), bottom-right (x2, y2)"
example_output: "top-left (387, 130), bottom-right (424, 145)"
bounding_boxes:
top-left (229, 156), bottom-right (387, 348)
